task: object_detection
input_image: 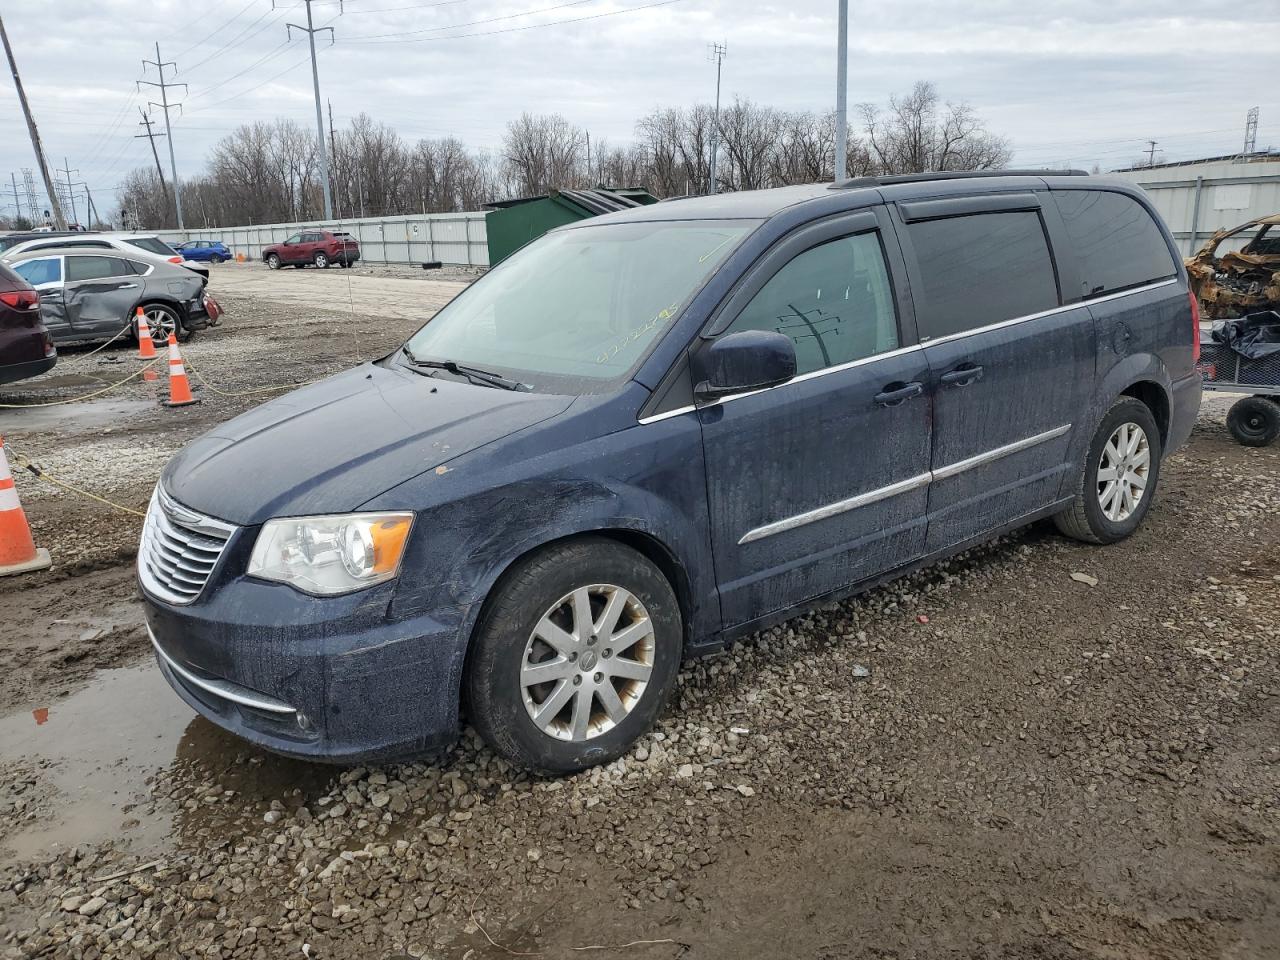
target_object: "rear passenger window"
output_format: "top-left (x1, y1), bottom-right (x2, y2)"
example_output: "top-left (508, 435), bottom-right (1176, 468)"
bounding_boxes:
top-left (907, 211), bottom-right (1059, 340)
top-left (1054, 190), bottom-right (1177, 298)
top-left (723, 232), bottom-right (899, 375)
top-left (67, 256), bottom-right (131, 281)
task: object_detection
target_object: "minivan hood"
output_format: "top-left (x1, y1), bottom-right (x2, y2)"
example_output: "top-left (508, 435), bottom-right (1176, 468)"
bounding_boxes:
top-left (163, 363), bottom-right (574, 525)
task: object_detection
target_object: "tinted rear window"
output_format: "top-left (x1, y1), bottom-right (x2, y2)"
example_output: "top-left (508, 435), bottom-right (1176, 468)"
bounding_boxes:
top-left (907, 211), bottom-right (1060, 340)
top-left (67, 255), bottom-right (133, 281)
top-left (1053, 190), bottom-right (1176, 298)
top-left (126, 237), bottom-right (178, 256)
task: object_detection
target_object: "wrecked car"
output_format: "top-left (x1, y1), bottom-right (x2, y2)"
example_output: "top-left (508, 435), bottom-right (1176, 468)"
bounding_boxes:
top-left (140, 171), bottom-right (1201, 775)
top-left (1185, 213), bottom-right (1280, 320)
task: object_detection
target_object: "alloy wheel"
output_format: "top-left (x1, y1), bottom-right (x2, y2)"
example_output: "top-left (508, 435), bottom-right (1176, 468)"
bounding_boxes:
top-left (144, 308), bottom-right (176, 344)
top-left (520, 584), bottom-right (655, 742)
top-left (1096, 421), bottom-right (1150, 522)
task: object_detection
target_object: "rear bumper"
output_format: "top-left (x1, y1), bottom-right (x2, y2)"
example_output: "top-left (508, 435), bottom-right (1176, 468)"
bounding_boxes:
top-left (141, 573), bottom-right (470, 763)
top-left (0, 352), bottom-right (56, 385)
top-left (1168, 370), bottom-right (1203, 454)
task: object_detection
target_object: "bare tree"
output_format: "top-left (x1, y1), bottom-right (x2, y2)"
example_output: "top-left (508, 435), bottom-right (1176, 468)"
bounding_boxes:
top-left (502, 113), bottom-right (586, 196)
top-left (859, 81), bottom-right (1011, 175)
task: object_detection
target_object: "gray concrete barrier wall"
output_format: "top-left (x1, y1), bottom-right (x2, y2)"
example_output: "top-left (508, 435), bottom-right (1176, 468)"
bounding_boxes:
top-left (159, 212), bottom-right (489, 266)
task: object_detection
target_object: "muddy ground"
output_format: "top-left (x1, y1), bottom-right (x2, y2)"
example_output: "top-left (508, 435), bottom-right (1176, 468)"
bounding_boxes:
top-left (0, 267), bottom-right (1276, 959)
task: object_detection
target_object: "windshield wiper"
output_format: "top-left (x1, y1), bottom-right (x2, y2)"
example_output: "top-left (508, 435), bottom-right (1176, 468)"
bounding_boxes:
top-left (400, 347), bottom-right (529, 392)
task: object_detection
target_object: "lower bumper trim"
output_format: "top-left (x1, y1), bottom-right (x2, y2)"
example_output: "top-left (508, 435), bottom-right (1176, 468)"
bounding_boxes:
top-left (148, 625), bottom-right (297, 716)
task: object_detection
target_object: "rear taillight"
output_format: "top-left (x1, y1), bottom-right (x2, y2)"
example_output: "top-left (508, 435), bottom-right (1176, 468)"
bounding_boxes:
top-left (168, 256), bottom-right (183, 264)
top-left (1189, 290), bottom-right (1201, 364)
top-left (0, 289), bottom-right (39, 311)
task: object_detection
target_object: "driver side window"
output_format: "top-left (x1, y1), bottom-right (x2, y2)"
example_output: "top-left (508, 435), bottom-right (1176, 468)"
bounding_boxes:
top-left (722, 232), bottom-right (899, 376)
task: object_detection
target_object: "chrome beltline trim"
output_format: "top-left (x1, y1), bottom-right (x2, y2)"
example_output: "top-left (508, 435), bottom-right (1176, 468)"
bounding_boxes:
top-left (636, 277), bottom-right (1179, 425)
top-left (738, 423), bottom-right (1072, 545)
top-left (149, 626), bottom-right (297, 716)
top-left (931, 424), bottom-right (1072, 481)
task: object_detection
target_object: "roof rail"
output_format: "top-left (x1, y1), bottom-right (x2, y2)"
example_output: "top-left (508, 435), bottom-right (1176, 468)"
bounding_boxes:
top-left (829, 169), bottom-right (1089, 190)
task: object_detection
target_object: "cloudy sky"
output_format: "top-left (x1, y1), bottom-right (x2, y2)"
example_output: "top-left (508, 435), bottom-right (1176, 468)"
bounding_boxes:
top-left (1, 0), bottom-right (1276, 218)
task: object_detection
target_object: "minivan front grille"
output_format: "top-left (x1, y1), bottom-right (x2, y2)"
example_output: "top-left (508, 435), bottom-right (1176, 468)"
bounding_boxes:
top-left (138, 486), bottom-right (236, 605)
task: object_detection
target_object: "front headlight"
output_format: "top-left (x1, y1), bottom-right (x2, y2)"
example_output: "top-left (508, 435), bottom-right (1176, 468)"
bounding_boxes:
top-left (248, 513), bottom-right (414, 596)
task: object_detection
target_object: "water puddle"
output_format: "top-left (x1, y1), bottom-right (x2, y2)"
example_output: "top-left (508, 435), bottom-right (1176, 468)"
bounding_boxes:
top-left (2, 398), bottom-right (158, 436)
top-left (0, 660), bottom-right (335, 867)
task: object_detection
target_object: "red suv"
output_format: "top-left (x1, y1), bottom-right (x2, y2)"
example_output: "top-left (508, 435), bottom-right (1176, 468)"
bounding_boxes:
top-left (0, 262), bottom-right (55, 385)
top-left (262, 230), bottom-right (360, 270)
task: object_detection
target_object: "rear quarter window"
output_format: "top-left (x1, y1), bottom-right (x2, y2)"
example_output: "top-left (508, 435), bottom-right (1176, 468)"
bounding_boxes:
top-left (1053, 190), bottom-right (1177, 298)
top-left (906, 210), bottom-right (1060, 340)
top-left (127, 237), bottom-right (179, 256)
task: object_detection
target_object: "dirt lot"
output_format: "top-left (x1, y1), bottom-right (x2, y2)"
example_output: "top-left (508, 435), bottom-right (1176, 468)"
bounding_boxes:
top-left (0, 266), bottom-right (1276, 959)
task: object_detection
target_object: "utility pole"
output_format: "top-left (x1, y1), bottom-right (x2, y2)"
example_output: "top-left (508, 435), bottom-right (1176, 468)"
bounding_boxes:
top-left (834, 0), bottom-right (849, 182)
top-left (1, 12), bottom-right (66, 229)
top-left (138, 44), bottom-right (187, 228)
top-left (287, 0), bottom-right (337, 220)
top-left (8, 172), bottom-right (22, 223)
top-left (585, 131), bottom-right (592, 186)
top-left (136, 108), bottom-right (170, 200)
top-left (707, 42), bottom-right (726, 195)
top-left (1146, 140), bottom-right (1158, 167)
top-left (327, 99), bottom-right (341, 219)
top-left (83, 184), bottom-right (100, 229)
top-left (58, 157), bottom-right (79, 227)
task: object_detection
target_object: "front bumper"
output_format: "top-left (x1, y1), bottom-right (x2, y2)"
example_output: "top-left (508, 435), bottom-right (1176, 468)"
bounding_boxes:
top-left (142, 572), bottom-right (472, 763)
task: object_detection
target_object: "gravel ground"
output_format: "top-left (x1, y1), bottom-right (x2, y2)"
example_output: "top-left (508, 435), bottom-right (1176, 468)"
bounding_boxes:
top-left (0, 277), bottom-right (1276, 959)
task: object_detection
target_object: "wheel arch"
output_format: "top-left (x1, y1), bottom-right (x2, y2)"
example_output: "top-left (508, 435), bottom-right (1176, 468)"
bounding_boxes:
top-left (136, 296), bottom-right (188, 325)
top-left (1119, 379), bottom-right (1171, 448)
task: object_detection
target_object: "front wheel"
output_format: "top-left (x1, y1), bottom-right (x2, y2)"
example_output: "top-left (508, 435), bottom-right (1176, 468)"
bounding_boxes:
top-left (265, 254), bottom-right (281, 270)
top-left (1055, 397), bottom-right (1162, 544)
top-left (1227, 396), bottom-right (1280, 447)
top-left (465, 538), bottom-right (682, 775)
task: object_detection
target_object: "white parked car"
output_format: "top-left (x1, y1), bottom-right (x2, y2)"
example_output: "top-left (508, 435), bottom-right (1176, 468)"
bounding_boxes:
top-left (0, 233), bottom-right (210, 281)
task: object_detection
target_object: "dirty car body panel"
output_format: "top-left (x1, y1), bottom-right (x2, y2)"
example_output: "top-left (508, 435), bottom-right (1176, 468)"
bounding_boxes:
top-left (141, 173), bottom-right (1201, 762)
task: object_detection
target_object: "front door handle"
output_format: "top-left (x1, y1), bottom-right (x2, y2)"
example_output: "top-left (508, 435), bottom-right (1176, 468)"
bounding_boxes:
top-left (874, 381), bottom-right (924, 406)
top-left (940, 363), bottom-right (984, 387)
top-left (116, 283), bottom-right (138, 290)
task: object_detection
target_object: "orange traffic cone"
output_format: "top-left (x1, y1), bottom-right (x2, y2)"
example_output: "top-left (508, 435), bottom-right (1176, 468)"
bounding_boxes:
top-left (0, 436), bottom-right (51, 577)
top-left (164, 334), bottom-right (199, 407)
top-left (136, 307), bottom-right (157, 359)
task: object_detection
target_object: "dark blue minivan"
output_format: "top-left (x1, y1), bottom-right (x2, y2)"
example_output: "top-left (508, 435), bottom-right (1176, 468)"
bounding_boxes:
top-left (141, 171), bottom-right (1202, 773)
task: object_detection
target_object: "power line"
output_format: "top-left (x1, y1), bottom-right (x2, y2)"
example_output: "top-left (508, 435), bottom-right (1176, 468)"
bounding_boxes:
top-left (344, 0), bottom-right (685, 44)
top-left (58, 157), bottom-right (80, 225)
top-left (185, 40), bottom-right (295, 102)
top-left (342, 0), bottom-right (592, 41)
top-left (172, 0), bottom-right (261, 59)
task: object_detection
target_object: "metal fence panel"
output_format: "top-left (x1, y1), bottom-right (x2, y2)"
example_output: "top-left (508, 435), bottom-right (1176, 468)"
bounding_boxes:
top-left (158, 212), bottom-right (489, 266)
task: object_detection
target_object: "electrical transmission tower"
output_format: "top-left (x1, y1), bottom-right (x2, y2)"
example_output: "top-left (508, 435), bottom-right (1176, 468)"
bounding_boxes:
top-left (58, 157), bottom-right (80, 226)
top-left (1243, 106), bottom-right (1259, 155)
top-left (707, 42), bottom-right (727, 195)
top-left (285, 0), bottom-right (339, 220)
top-left (21, 168), bottom-right (38, 222)
top-left (138, 44), bottom-right (187, 228)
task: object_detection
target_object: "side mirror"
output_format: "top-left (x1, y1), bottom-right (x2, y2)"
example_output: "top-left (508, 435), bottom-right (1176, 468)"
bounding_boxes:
top-left (692, 330), bottom-right (796, 402)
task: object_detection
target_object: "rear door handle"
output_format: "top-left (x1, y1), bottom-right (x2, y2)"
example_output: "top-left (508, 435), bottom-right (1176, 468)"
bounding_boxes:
top-left (874, 381), bottom-right (924, 406)
top-left (116, 283), bottom-right (138, 290)
top-left (940, 363), bottom-right (984, 387)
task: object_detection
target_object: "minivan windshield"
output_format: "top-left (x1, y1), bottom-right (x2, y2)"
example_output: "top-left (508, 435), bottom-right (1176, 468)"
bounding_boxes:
top-left (401, 219), bottom-right (754, 393)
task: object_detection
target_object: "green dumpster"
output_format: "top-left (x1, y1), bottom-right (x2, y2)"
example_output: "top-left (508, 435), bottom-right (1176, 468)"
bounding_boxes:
top-left (485, 187), bottom-right (658, 266)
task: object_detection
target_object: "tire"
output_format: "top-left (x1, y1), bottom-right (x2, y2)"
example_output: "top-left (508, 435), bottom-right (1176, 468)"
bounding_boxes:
top-left (1054, 396), bottom-right (1162, 545)
top-left (313, 252), bottom-right (329, 269)
top-left (209, 254), bottom-right (224, 265)
top-left (340, 260), bottom-right (352, 269)
top-left (1227, 397), bottom-right (1280, 447)
top-left (134, 302), bottom-right (187, 345)
top-left (465, 537), bottom-right (682, 775)
top-left (265, 254), bottom-right (281, 270)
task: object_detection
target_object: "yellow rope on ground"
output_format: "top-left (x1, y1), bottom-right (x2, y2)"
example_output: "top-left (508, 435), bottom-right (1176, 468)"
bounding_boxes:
top-left (0, 358), bottom-right (162, 408)
top-left (66, 319), bottom-right (138, 362)
top-left (182, 354), bottom-right (315, 398)
top-left (6, 446), bottom-right (148, 518)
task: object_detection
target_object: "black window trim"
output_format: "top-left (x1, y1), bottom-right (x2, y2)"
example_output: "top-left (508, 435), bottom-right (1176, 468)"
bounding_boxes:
top-left (891, 197), bottom-right (1066, 343)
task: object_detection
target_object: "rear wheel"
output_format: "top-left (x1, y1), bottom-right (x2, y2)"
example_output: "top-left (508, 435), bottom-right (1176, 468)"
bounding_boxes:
top-left (313, 252), bottom-right (330, 269)
top-left (340, 260), bottom-right (352, 269)
top-left (1055, 397), bottom-right (1162, 544)
top-left (265, 254), bottom-right (281, 270)
top-left (466, 538), bottom-right (682, 775)
top-left (1227, 396), bottom-right (1280, 447)
top-left (209, 254), bottom-right (224, 265)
